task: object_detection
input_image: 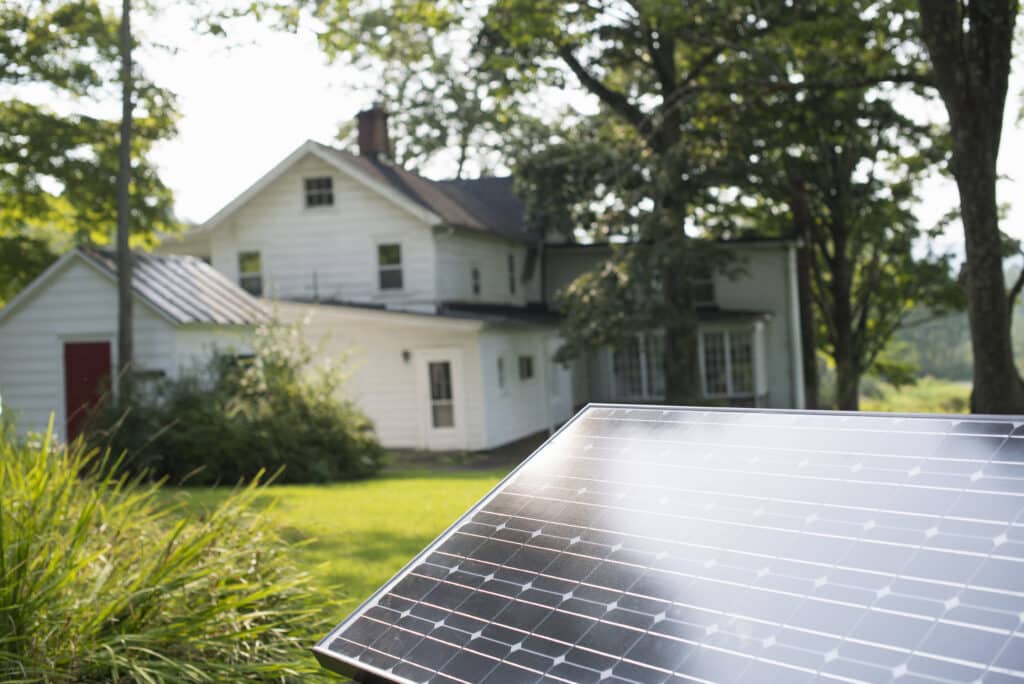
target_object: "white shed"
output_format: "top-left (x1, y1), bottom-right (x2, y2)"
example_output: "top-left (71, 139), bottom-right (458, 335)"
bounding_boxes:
top-left (0, 247), bottom-right (266, 441)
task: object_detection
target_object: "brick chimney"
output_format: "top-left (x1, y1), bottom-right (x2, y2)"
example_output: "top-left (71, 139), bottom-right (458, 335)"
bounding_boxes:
top-left (357, 105), bottom-right (390, 159)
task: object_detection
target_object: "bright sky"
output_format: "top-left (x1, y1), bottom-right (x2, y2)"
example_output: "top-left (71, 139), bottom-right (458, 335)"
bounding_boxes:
top-left (140, 14), bottom-right (1024, 254)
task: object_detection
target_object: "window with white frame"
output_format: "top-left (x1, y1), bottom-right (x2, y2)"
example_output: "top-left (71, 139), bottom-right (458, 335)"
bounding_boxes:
top-left (377, 243), bottom-right (403, 290)
top-left (238, 251), bottom-right (262, 296)
top-left (507, 253), bottom-right (516, 295)
top-left (497, 356), bottom-right (506, 390)
top-left (518, 355), bottom-right (534, 380)
top-left (612, 332), bottom-right (665, 400)
top-left (701, 328), bottom-right (755, 397)
top-left (304, 176), bottom-right (334, 207)
top-left (471, 266), bottom-right (481, 296)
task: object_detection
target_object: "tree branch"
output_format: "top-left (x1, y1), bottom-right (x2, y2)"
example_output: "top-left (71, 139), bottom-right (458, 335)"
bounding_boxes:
top-left (558, 45), bottom-right (647, 131)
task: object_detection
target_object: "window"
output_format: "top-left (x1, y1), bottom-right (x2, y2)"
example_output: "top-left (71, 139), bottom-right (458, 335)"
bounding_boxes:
top-left (304, 176), bottom-right (334, 207)
top-left (471, 266), bottom-right (481, 296)
top-left (507, 254), bottom-right (516, 295)
top-left (378, 243), bottom-right (403, 290)
top-left (428, 361), bottom-right (454, 428)
top-left (497, 356), bottom-right (506, 390)
top-left (612, 333), bottom-right (665, 400)
top-left (518, 355), bottom-right (534, 380)
top-left (238, 251), bottom-right (262, 296)
top-left (702, 329), bottom-right (755, 397)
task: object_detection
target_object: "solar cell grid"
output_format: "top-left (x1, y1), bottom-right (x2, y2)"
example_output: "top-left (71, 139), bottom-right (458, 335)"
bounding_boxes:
top-left (315, 405), bottom-right (1024, 683)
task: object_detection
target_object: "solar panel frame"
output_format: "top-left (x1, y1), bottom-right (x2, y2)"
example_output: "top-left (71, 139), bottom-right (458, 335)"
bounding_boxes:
top-left (313, 403), bottom-right (1024, 683)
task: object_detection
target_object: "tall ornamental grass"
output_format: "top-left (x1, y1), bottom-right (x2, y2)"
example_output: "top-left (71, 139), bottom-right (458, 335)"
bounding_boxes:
top-left (0, 422), bottom-right (330, 682)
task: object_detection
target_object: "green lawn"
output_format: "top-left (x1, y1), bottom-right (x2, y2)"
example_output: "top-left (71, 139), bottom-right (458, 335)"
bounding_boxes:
top-left (860, 376), bottom-right (972, 414)
top-left (168, 468), bottom-right (509, 616)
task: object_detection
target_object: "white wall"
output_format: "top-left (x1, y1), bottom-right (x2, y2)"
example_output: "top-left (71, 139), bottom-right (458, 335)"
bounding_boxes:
top-left (714, 243), bottom-right (802, 408)
top-left (0, 259), bottom-right (177, 440)
top-left (478, 328), bottom-right (573, 449)
top-left (546, 241), bottom-right (803, 409)
top-left (208, 155), bottom-right (438, 309)
top-left (434, 229), bottom-right (535, 306)
top-left (276, 302), bottom-right (488, 450)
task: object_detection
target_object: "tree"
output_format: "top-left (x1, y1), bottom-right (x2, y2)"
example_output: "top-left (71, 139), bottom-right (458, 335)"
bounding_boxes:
top-left (0, 0), bottom-right (179, 306)
top-left (916, 0), bottom-right (1024, 413)
top-left (117, 0), bottom-right (134, 383)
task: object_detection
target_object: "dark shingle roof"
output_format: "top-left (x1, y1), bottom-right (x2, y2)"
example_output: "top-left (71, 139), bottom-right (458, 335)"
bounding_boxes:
top-left (315, 144), bottom-right (535, 244)
top-left (80, 248), bottom-right (267, 326)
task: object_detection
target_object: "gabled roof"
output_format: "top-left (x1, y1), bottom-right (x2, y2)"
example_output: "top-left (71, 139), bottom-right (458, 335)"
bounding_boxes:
top-left (80, 248), bottom-right (268, 325)
top-left (194, 140), bottom-right (537, 244)
top-left (0, 248), bottom-right (268, 327)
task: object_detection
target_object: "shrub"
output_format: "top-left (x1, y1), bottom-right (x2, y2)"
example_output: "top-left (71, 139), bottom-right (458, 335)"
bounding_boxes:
top-left (87, 320), bottom-right (385, 485)
top-left (0, 422), bottom-right (330, 682)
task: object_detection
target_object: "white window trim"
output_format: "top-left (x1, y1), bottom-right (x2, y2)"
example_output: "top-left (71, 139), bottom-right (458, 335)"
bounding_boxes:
top-left (610, 331), bottom-right (664, 401)
top-left (375, 240), bottom-right (404, 292)
top-left (698, 325), bottom-right (759, 399)
top-left (238, 250), bottom-right (263, 296)
top-left (302, 175), bottom-right (335, 210)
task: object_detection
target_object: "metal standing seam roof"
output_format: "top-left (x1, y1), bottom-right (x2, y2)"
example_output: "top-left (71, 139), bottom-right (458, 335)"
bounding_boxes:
top-left (80, 247), bottom-right (268, 326)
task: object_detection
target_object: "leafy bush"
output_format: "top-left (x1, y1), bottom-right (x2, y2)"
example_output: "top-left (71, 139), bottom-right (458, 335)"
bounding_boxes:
top-left (0, 423), bottom-right (330, 682)
top-left (87, 321), bottom-right (385, 485)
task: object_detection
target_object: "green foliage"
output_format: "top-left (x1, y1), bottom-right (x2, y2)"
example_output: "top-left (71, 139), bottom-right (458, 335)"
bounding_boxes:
top-left (87, 321), bottom-right (385, 485)
top-left (1, 0), bottom-right (181, 305)
top-left (0, 422), bottom-right (330, 682)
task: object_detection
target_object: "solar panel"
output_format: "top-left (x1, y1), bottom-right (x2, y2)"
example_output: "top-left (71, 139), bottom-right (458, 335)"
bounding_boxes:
top-left (314, 404), bottom-right (1024, 683)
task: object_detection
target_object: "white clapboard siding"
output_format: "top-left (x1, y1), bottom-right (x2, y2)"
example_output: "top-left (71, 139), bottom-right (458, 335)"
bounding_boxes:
top-left (0, 259), bottom-right (176, 439)
top-left (209, 156), bottom-right (437, 308)
top-left (174, 326), bottom-right (254, 375)
top-left (713, 242), bottom-right (803, 409)
top-left (478, 329), bottom-right (572, 448)
top-left (434, 229), bottom-right (534, 306)
top-left (277, 302), bottom-right (488, 450)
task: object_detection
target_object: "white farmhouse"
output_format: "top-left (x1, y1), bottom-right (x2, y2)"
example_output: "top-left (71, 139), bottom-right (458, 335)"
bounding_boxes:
top-left (0, 106), bottom-right (806, 450)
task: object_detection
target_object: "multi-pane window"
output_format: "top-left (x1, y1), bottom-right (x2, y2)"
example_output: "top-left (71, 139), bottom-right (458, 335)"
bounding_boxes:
top-left (378, 243), bottom-right (402, 290)
top-left (518, 355), bottom-right (534, 380)
top-left (304, 176), bottom-right (334, 207)
top-left (612, 333), bottom-right (665, 400)
top-left (471, 267), bottom-right (481, 296)
top-left (702, 329), bottom-right (755, 397)
top-left (507, 254), bottom-right (516, 295)
top-left (238, 251), bottom-right (262, 296)
top-left (428, 361), bottom-right (454, 428)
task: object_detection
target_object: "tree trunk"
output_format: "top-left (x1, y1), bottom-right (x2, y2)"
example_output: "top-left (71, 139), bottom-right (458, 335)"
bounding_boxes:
top-left (116, 0), bottom-right (133, 390)
top-left (918, 0), bottom-right (1024, 414)
top-left (796, 242), bottom-right (819, 409)
top-left (955, 137), bottom-right (1024, 413)
top-left (664, 263), bottom-right (702, 404)
top-left (835, 356), bottom-right (860, 412)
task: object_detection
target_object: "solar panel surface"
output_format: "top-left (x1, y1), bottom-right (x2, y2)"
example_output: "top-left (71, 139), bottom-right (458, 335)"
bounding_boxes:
top-left (314, 405), bottom-right (1024, 683)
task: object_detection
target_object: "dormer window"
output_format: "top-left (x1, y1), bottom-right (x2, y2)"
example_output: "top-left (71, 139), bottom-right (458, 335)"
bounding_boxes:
top-left (378, 243), bottom-right (403, 290)
top-left (304, 176), bottom-right (334, 207)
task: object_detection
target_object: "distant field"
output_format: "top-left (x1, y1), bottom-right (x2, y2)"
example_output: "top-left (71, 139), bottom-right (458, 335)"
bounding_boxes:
top-left (860, 376), bottom-right (971, 414)
top-left (169, 468), bottom-right (509, 617)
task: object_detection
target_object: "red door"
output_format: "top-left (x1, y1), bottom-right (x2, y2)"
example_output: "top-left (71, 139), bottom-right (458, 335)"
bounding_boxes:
top-left (63, 341), bottom-right (112, 440)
